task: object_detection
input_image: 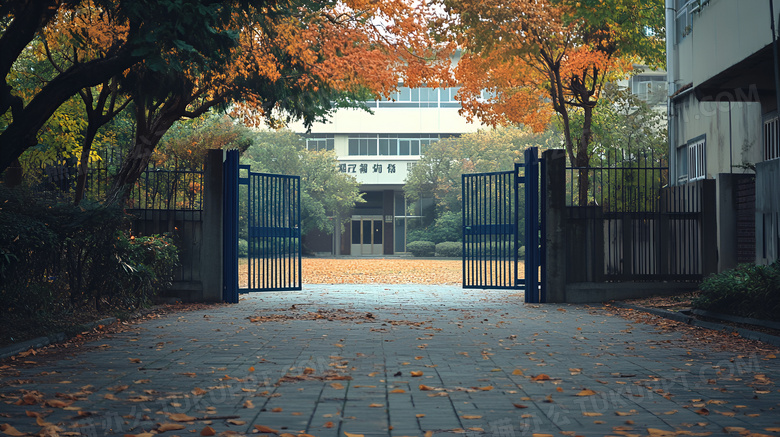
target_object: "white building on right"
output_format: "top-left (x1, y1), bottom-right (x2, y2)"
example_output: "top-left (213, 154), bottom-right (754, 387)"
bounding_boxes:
top-left (666, 0), bottom-right (780, 268)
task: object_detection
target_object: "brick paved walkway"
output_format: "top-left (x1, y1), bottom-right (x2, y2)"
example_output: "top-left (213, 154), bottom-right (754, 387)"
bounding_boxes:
top-left (1, 285), bottom-right (779, 436)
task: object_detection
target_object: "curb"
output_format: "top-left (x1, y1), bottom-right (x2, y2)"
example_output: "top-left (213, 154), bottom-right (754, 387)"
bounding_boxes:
top-left (0, 317), bottom-right (118, 361)
top-left (610, 302), bottom-right (780, 348)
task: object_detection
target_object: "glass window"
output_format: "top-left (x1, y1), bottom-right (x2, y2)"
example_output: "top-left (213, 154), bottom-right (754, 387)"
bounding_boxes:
top-left (363, 220), bottom-right (372, 244)
top-left (348, 139), bottom-right (358, 155)
top-left (400, 140), bottom-right (410, 155)
top-left (373, 220), bottom-right (382, 244)
top-left (411, 140), bottom-right (420, 156)
top-left (351, 221), bottom-right (361, 244)
top-left (399, 87), bottom-right (411, 101)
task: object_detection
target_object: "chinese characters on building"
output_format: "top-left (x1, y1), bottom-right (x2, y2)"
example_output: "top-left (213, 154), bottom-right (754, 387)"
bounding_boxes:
top-left (339, 163), bottom-right (398, 174)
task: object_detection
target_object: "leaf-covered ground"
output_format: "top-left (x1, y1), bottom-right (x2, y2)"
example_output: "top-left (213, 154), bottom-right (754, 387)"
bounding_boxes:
top-left (239, 258), bottom-right (483, 286)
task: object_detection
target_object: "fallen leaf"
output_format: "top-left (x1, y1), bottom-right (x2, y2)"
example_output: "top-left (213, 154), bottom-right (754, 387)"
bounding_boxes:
top-left (0, 424), bottom-right (25, 436)
top-left (390, 389), bottom-right (406, 393)
top-left (369, 403), bottom-right (383, 407)
top-left (158, 423), bottom-right (187, 432)
top-left (227, 419), bottom-right (246, 425)
top-left (531, 374), bottom-right (550, 381)
top-left (512, 369), bottom-right (524, 375)
top-left (513, 403), bottom-right (528, 409)
top-left (410, 371), bottom-right (424, 377)
top-left (170, 413), bottom-right (197, 422)
top-left (694, 408), bottom-right (709, 416)
top-left (576, 389), bottom-right (597, 396)
top-left (582, 412), bottom-right (603, 417)
top-left (416, 414), bottom-right (425, 418)
top-left (663, 410), bottom-right (677, 415)
top-left (271, 407), bottom-right (283, 412)
top-left (243, 399), bottom-right (254, 409)
top-left (461, 415), bottom-right (482, 419)
top-left (477, 386), bottom-right (494, 391)
top-left (418, 384), bottom-right (434, 391)
top-left (129, 358), bottom-right (141, 363)
top-left (324, 422), bottom-right (334, 428)
top-left (303, 367), bottom-right (315, 375)
top-left (344, 433), bottom-right (364, 437)
top-left (254, 425), bottom-right (278, 433)
top-left (200, 426), bottom-right (216, 436)
top-left (331, 382), bottom-right (345, 390)
top-left (191, 387), bottom-right (208, 396)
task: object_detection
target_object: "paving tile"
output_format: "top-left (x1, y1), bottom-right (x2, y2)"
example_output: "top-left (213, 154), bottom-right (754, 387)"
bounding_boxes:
top-left (2, 285), bottom-right (780, 436)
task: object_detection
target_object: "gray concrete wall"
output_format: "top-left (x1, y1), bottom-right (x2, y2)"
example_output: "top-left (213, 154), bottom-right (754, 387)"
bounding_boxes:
top-left (201, 150), bottom-right (224, 302)
top-left (543, 149), bottom-right (567, 303)
top-left (716, 173), bottom-right (738, 272)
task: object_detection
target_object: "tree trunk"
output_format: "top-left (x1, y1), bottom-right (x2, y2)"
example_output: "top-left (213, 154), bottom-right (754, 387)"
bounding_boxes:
top-left (576, 105), bottom-right (594, 206)
top-left (74, 124), bottom-right (99, 205)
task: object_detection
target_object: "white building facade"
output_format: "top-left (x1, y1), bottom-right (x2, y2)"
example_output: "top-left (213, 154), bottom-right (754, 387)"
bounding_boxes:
top-left (666, 0), bottom-right (780, 268)
top-left (289, 86), bottom-right (482, 255)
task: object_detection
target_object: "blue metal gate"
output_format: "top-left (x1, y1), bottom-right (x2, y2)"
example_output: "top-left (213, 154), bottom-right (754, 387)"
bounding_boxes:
top-left (223, 151), bottom-right (301, 303)
top-left (462, 148), bottom-right (545, 302)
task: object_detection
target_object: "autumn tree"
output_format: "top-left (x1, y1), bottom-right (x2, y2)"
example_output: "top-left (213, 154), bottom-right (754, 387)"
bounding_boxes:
top-left (440, 0), bottom-right (665, 204)
top-left (0, 0), bottom-right (251, 175)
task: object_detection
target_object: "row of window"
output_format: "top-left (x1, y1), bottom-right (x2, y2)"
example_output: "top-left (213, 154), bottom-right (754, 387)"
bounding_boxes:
top-left (676, 136), bottom-right (706, 183)
top-left (306, 134), bottom-right (445, 156)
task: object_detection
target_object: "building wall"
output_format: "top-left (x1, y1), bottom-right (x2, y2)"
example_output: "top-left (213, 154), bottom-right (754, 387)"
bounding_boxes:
top-left (288, 92), bottom-right (483, 255)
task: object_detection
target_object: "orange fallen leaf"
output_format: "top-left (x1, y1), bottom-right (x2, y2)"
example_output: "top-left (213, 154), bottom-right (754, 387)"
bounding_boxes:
top-left (243, 399), bottom-right (254, 409)
top-left (254, 425), bottom-right (278, 433)
top-left (45, 399), bottom-right (72, 408)
top-left (694, 408), bottom-right (710, 416)
top-left (390, 389), bottom-right (406, 393)
top-left (531, 374), bottom-right (550, 381)
top-left (576, 389), bottom-right (597, 396)
top-left (532, 434), bottom-right (554, 437)
top-left (0, 424), bottom-right (25, 436)
top-left (323, 422), bottom-right (334, 428)
top-left (477, 386), bottom-right (493, 391)
top-left (303, 367), bottom-right (315, 375)
top-left (556, 387), bottom-right (564, 392)
top-left (344, 433), bottom-right (364, 437)
top-left (418, 384), bottom-right (434, 391)
top-left (513, 403), bottom-right (528, 409)
top-left (170, 413), bottom-right (197, 422)
top-left (227, 419), bottom-right (246, 425)
top-left (582, 412), bottom-right (602, 417)
top-left (248, 366), bottom-right (255, 372)
top-left (416, 414), bottom-right (425, 418)
top-left (410, 371), bottom-right (424, 377)
top-left (129, 358), bottom-right (141, 363)
top-left (424, 432), bottom-right (433, 437)
top-left (158, 423), bottom-right (187, 432)
top-left (200, 426), bottom-right (216, 436)
top-left (615, 411), bottom-right (635, 416)
top-left (271, 407), bottom-right (283, 412)
top-left (512, 369), bottom-right (524, 376)
top-left (191, 387), bottom-right (207, 396)
top-left (331, 382), bottom-right (345, 390)
top-left (461, 415), bottom-right (482, 419)
top-left (368, 403), bottom-right (383, 408)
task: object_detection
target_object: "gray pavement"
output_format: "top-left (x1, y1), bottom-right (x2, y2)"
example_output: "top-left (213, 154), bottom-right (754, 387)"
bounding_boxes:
top-left (1, 285), bottom-right (780, 437)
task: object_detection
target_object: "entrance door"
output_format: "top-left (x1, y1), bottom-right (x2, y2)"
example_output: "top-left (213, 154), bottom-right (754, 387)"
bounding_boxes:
top-left (351, 216), bottom-right (383, 255)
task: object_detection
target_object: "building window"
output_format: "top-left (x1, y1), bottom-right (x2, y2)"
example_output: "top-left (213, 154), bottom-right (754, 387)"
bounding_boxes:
top-left (675, 0), bottom-right (708, 42)
top-left (631, 75), bottom-right (668, 106)
top-left (378, 86), bottom-right (461, 108)
top-left (306, 134), bottom-right (334, 151)
top-left (687, 136), bottom-right (706, 181)
top-left (348, 134), bottom-right (441, 156)
top-left (676, 144), bottom-right (688, 183)
top-left (764, 116), bottom-right (780, 161)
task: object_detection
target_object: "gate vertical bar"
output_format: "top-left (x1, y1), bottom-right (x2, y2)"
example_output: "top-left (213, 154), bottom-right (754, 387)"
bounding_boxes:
top-left (222, 150), bottom-right (239, 304)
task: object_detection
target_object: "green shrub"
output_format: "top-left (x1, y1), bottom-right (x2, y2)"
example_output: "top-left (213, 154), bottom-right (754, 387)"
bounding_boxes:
top-left (692, 261), bottom-right (780, 321)
top-left (238, 239), bottom-right (248, 257)
top-left (435, 242), bottom-right (462, 257)
top-left (407, 240), bottom-right (435, 257)
top-left (408, 211), bottom-right (462, 244)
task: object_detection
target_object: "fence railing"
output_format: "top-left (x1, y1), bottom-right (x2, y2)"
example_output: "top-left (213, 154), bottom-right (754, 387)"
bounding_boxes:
top-left (27, 149), bottom-right (207, 286)
top-left (565, 150), bottom-right (706, 282)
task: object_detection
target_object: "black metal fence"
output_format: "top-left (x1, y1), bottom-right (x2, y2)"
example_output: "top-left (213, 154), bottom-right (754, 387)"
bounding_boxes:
top-left (29, 149), bottom-right (206, 287)
top-left (565, 150), bottom-right (705, 282)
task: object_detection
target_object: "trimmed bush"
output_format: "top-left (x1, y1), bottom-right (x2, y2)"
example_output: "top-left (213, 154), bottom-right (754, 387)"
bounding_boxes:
top-left (238, 239), bottom-right (249, 257)
top-left (435, 242), bottom-right (462, 257)
top-left (407, 240), bottom-right (435, 257)
top-left (408, 211), bottom-right (462, 244)
top-left (692, 261), bottom-right (780, 321)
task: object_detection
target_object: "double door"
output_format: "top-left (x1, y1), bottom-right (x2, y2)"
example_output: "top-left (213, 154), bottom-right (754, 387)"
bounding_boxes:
top-left (351, 216), bottom-right (383, 256)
